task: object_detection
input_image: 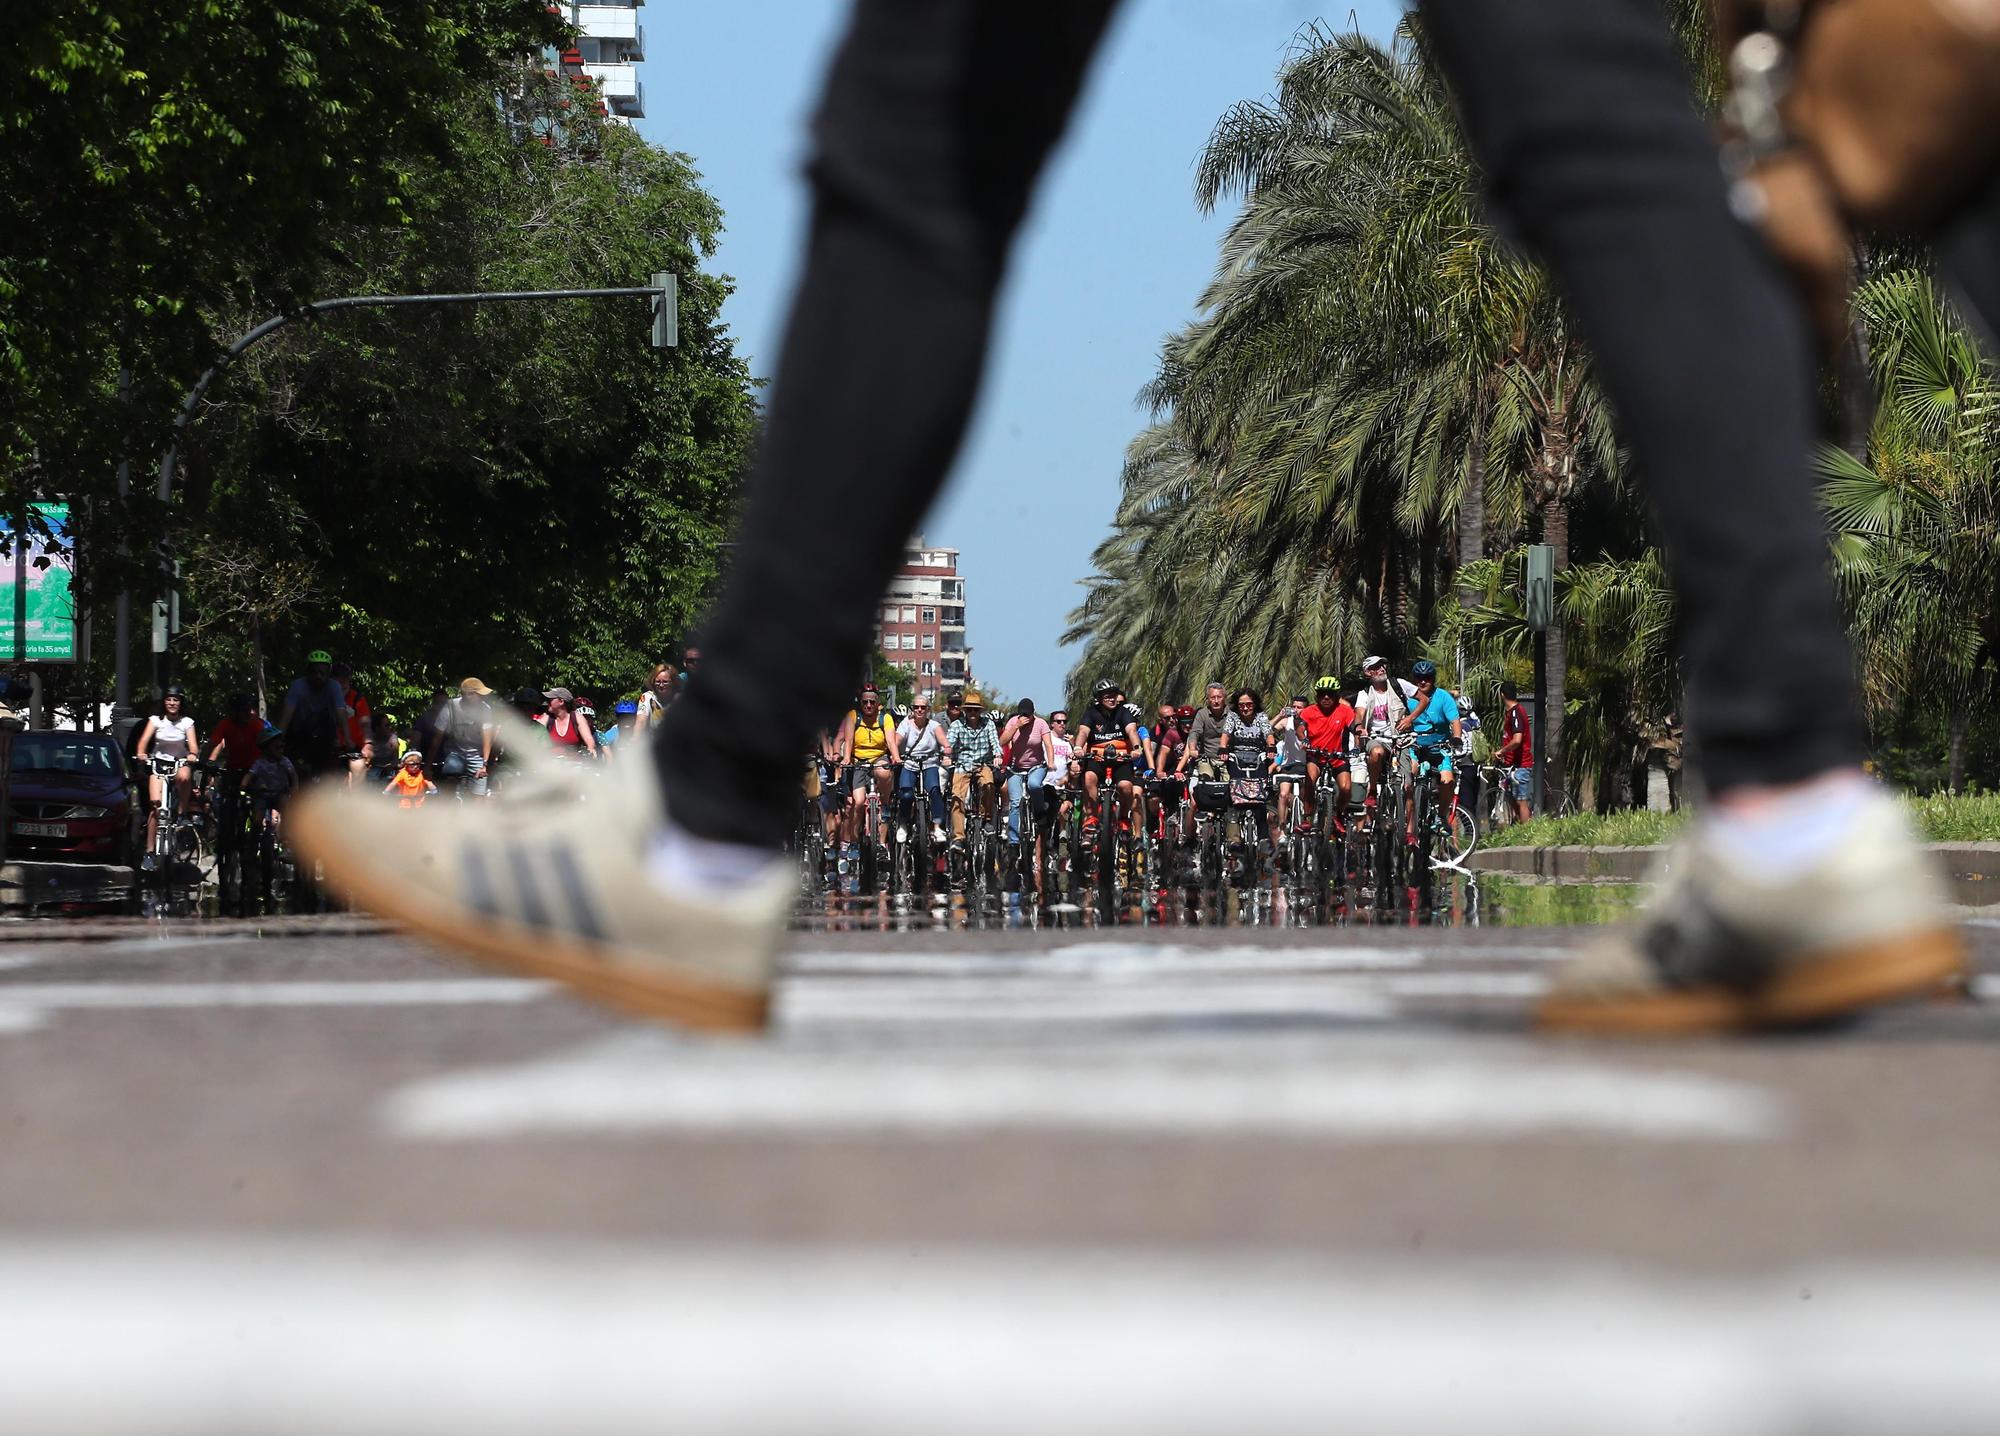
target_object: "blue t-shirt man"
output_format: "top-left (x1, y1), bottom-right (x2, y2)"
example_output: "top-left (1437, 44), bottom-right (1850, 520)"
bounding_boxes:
top-left (1409, 686), bottom-right (1461, 753)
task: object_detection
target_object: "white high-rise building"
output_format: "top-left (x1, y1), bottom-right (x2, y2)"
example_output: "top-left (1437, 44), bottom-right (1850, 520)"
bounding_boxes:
top-left (876, 537), bottom-right (970, 704)
top-left (560, 1), bottom-right (646, 124)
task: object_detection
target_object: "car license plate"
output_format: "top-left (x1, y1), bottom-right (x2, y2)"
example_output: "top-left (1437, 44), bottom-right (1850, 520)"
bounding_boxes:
top-left (13, 822), bottom-right (67, 838)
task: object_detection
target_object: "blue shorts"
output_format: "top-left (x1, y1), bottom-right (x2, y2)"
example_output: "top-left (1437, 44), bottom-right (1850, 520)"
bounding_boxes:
top-left (1413, 745), bottom-right (1454, 777)
top-left (1506, 766), bottom-right (1534, 801)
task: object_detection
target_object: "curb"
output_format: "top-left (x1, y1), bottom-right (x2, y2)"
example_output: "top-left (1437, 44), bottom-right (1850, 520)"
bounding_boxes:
top-left (1470, 841), bottom-right (2000, 906)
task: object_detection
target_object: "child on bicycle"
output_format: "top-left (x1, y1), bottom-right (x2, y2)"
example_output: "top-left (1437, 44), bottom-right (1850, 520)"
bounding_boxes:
top-left (247, 726), bottom-right (300, 830)
top-left (384, 749), bottom-right (437, 809)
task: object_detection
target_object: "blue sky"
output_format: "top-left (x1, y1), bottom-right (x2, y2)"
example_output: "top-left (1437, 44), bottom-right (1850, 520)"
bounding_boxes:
top-left (637, 0), bottom-right (1401, 703)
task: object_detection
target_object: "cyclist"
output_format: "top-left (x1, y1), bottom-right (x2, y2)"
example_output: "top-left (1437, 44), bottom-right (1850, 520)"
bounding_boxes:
top-left (1494, 680), bottom-right (1534, 825)
top-left (427, 678), bottom-right (497, 798)
top-left (206, 692), bottom-right (265, 786)
top-left (837, 683), bottom-right (900, 854)
top-left (384, 749), bottom-right (437, 809)
top-left (329, 661), bottom-right (375, 785)
top-left (997, 698), bottom-right (1054, 848)
top-left (636, 663), bottom-right (675, 729)
top-left (277, 649), bottom-right (350, 780)
top-left (133, 684), bottom-right (200, 868)
top-left (1278, 681), bottom-right (1355, 830)
top-left (543, 687), bottom-right (600, 760)
top-left (1073, 678), bottom-right (1143, 830)
top-left (1046, 708), bottom-right (1074, 828)
top-left (1353, 655), bottom-right (1419, 809)
top-left (944, 689), bottom-right (1001, 846)
top-left (1175, 683), bottom-right (1229, 782)
top-left (247, 724), bottom-right (300, 830)
top-left (894, 697), bottom-right (950, 844)
top-left (1145, 702), bottom-right (1185, 779)
top-left (1271, 694), bottom-right (1311, 837)
top-left (1396, 659), bottom-right (1462, 843)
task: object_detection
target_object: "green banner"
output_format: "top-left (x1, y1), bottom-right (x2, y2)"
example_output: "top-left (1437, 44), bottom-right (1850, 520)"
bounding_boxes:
top-left (0, 503), bottom-right (76, 664)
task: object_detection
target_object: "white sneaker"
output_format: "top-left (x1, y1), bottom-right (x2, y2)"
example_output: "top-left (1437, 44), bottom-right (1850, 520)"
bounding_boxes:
top-left (931, 823), bottom-right (947, 845)
top-left (291, 726), bottom-right (788, 1033)
top-left (1539, 786), bottom-right (1965, 1034)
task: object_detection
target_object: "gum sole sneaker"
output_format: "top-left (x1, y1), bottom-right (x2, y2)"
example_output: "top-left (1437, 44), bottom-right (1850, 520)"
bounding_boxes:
top-left (290, 736), bottom-right (789, 1034)
top-left (1538, 786), bottom-right (1967, 1037)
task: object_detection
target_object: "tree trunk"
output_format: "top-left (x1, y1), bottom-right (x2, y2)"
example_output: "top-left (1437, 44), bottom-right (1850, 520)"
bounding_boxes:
top-left (1540, 496), bottom-right (1569, 802)
top-left (1418, 532), bottom-right (1437, 640)
top-left (1947, 706), bottom-right (1969, 795)
top-left (252, 613), bottom-right (268, 719)
top-left (1457, 389), bottom-right (1489, 609)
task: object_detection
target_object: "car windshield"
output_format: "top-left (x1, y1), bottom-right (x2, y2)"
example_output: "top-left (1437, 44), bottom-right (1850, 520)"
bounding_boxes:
top-left (9, 733), bottom-right (121, 776)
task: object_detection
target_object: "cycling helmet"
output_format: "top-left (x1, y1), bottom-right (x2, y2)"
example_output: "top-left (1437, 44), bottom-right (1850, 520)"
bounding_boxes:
top-left (1313, 675), bottom-right (1340, 694)
top-left (1176, 705), bottom-right (1196, 721)
top-left (306, 649), bottom-right (332, 666)
top-left (259, 723), bottom-right (284, 745)
top-left (1093, 678), bottom-right (1120, 697)
top-left (162, 683), bottom-right (185, 699)
top-left (1411, 659), bottom-right (1438, 681)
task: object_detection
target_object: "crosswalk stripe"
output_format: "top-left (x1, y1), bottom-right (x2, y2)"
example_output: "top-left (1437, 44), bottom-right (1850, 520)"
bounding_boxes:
top-left (0, 980), bottom-right (551, 1013)
top-left (383, 1030), bottom-right (1783, 1142)
top-left (7, 1241), bottom-right (1994, 1435)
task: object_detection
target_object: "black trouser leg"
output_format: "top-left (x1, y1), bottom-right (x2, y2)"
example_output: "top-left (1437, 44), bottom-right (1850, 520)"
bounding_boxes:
top-left (658, 0), bottom-right (1122, 848)
top-left (1420, 0), bottom-right (1867, 794)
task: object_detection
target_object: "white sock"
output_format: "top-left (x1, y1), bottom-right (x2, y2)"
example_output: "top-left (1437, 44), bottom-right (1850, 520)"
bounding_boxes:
top-left (1704, 772), bottom-right (1874, 878)
top-left (647, 814), bottom-right (783, 896)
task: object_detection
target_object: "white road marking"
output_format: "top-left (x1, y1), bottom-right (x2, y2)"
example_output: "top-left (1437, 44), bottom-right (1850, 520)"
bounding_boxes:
top-left (384, 1031), bottom-right (1783, 1142)
top-left (0, 980), bottom-right (552, 1014)
top-left (785, 940), bottom-right (1578, 978)
top-left (2, 1240), bottom-right (1996, 1435)
top-left (0, 953), bottom-right (42, 972)
top-left (0, 1006), bottom-right (45, 1034)
top-left (786, 942), bottom-right (1432, 976)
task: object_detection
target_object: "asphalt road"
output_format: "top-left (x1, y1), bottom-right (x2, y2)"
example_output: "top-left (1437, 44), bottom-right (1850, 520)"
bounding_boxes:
top-left (2, 906), bottom-right (1998, 1433)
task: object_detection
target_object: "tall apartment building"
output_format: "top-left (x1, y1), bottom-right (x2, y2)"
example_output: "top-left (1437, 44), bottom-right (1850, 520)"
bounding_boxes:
top-left (555, 1), bottom-right (646, 124)
top-left (876, 537), bottom-right (970, 704)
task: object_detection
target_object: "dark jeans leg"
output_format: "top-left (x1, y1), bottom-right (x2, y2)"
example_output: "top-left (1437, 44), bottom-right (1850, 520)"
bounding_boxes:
top-left (658, 0), bottom-right (1123, 847)
top-left (1420, 0), bottom-right (1866, 794)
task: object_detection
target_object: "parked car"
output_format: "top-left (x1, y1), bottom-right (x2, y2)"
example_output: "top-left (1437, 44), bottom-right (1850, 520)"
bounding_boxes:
top-left (3, 731), bottom-right (135, 865)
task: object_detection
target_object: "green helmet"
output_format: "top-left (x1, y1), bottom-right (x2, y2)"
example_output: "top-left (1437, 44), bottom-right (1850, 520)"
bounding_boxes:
top-left (1314, 674), bottom-right (1341, 694)
top-left (306, 648), bottom-right (332, 666)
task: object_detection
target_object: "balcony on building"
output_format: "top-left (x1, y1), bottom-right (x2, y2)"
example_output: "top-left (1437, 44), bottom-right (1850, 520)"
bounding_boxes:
top-left (583, 63), bottom-right (643, 118)
top-left (576, 4), bottom-right (641, 46)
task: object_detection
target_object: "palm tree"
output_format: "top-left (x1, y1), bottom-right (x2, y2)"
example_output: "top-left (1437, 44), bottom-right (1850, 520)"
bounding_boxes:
top-left (1824, 269), bottom-right (2000, 792)
top-left (1070, 21), bottom-right (1620, 794)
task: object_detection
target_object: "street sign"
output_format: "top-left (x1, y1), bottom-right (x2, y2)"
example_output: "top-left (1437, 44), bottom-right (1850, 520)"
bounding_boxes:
top-left (1524, 543), bottom-right (1555, 634)
top-left (0, 502), bottom-right (76, 664)
top-left (651, 272), bottom-right (678, 349)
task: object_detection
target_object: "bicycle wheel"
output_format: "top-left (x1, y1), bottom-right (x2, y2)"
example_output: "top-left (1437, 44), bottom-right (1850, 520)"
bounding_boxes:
top-left (1441, 802), bottom-right (1478, 868)
top-left (1096, 786), bottom-right (1119, 895)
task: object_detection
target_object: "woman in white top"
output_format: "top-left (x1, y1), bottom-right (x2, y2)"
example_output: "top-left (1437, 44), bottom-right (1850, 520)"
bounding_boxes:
top-left (134, 684), bottom-right (201, 864)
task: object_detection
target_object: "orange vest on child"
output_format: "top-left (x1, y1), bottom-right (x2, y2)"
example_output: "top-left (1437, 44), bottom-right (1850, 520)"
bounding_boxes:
top-left (390, 769), bottom-right (430, 809)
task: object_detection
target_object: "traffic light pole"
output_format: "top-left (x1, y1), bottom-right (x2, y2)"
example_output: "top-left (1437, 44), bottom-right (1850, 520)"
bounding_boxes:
top-left (118, 281), bottom-right (677, 714)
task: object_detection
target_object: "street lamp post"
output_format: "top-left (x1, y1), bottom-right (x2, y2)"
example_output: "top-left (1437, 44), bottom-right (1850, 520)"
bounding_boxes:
top-left (118, 281), bottom-right (679, 710)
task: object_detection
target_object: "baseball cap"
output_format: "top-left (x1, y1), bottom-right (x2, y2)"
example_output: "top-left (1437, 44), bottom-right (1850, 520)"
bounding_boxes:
top-left (459, 677), bottom-right (492, 696)
top-left (1363, 655), bottom-right (1387, 670)
top-left (543, 686), bottom-right (574, 703)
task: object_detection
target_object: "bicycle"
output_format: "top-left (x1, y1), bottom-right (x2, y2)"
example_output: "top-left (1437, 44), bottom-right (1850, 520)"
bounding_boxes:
top-left (892, 760), bottom-right (942, 899)
top-left (141, 755), bottom-right (211, 896)
top-left (1405, 744), bottom-right (1477, 904)
top-left (210, 769), bottom-right (256, 916)
top-left (1222, 743), bottom-right (1273, 890)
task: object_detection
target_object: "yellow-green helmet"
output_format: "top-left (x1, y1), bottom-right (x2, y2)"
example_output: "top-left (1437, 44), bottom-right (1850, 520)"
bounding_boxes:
top-left (1314, 674), bottom-right (1341, 694)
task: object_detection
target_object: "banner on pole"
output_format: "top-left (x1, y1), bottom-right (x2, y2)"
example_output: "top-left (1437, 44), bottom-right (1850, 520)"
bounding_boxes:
top-left (0, 503), bottom-right (77, 664)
